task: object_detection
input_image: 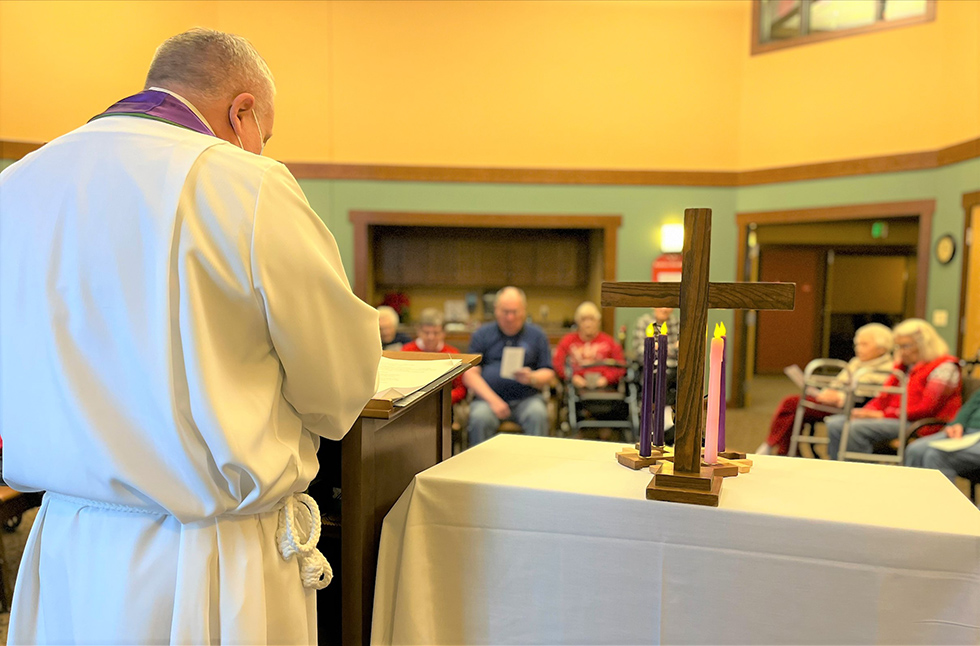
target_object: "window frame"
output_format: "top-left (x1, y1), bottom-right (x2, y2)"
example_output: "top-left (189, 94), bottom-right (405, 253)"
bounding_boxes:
top-left (751, 0), bottom-right (937, 55)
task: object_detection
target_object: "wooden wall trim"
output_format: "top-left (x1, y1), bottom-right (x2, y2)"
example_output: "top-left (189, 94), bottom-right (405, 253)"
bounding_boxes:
top-left (290, 162), bottom-right (738, 187)
top-left (350, 211), bottom-right (622, 229)
top-left (3, 136), bottom-right (978, 187)
top-left (290, 136), bottom-right (980, 186)
top-left (736, 151), bottom-right (939, 186)
top-left (736, 199), bottom-right (937, 226)
top-left (0, 140), bottom-right (43, 159)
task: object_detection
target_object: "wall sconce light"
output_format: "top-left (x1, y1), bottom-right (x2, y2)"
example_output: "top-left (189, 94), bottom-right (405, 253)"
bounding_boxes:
top-left (660, 223), bottom-right (684, 253)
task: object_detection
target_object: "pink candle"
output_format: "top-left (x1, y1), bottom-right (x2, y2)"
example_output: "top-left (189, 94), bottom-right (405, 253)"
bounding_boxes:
top-left (704, 323), bottom-right (724, 465)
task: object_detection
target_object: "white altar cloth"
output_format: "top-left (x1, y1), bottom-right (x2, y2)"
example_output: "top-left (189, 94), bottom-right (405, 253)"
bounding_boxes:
top-left (372, 435), bottom-right (980, 645)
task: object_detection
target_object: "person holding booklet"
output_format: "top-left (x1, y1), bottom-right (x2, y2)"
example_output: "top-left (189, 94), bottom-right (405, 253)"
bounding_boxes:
top-left (826, 319), bottom-right (961, 461)
top-left (464, 287), bottom-right (555, 447)
top-left (905, 387), bottom-right (980, 482)
top-left (756, 323), bottom-right (894, 456)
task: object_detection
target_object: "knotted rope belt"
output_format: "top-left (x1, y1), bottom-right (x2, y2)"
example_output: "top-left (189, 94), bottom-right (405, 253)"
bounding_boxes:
top-left (275, 493), bottom-right (332, 589)
top-left (45, 491), bottom-right (333, 590)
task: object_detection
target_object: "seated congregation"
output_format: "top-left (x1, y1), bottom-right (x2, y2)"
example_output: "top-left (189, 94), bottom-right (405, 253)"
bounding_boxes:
top-left (390, 291), bottom-right (979, 500)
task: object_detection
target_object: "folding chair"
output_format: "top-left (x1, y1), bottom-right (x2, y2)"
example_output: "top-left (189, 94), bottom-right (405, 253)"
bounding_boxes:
top-left (837, 366), bottom-right (909, 464)
top-left (788, 359), bottom-right (852, 458)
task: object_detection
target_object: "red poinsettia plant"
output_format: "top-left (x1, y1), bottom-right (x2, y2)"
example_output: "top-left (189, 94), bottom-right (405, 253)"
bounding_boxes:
top-left (380, 292), bottom-right (410, 319)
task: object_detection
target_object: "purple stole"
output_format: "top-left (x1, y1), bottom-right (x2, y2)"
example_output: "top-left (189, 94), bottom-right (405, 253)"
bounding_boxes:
top-left (90, 90), bottom-right (214, 137)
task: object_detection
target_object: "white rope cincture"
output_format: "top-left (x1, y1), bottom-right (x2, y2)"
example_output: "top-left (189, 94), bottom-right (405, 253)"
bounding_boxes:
top-left (276, 493), bottom-right (333, 590)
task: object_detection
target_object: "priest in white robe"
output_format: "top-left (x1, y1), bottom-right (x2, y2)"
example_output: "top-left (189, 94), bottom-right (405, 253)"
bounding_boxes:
top-left (0, 28), bottom-right (381, 644)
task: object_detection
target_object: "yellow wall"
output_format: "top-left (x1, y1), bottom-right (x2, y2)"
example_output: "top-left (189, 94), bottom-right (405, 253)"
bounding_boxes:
top-left (1, 0), bottom-right (978, 171)
top-left (738, 0), bottom-right (980, 169)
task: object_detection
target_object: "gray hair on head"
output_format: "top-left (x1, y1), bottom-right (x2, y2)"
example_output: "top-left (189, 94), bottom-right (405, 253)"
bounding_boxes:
top-left (145, 28), bottom-right (276, 112)
top-left (416, 307), bottom-right (445, 329)
top-left (574, 301), bottom-right (601, 323)
top-left (377, 306), bottom-right (400, 326)
top-left (854, 322), bottom-right (894, 352)
top-left (494, 286), bottom-right (527, 308)
top-left (892, 318), bottom-right (949, 362)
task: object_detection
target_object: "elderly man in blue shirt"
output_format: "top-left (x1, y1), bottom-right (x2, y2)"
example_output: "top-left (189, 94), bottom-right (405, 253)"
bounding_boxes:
top-left (464, 287), bottom-right (555, 446)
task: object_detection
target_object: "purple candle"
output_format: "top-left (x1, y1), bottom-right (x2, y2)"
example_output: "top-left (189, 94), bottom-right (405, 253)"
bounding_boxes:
top-left (719, 330), bottom-right (727, 452)
top-left (654, 322), bottom-right (668, 446)
top-left (639, 323), bottom-right (655, 457)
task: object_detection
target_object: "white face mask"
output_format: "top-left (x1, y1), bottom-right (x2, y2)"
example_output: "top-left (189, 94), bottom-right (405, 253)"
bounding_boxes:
top-left (234, 109), bottom-right (265, 155)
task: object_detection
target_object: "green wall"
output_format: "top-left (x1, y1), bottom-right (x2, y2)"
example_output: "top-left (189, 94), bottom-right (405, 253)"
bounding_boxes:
top-left (3, 153), bottom-right (976, 349)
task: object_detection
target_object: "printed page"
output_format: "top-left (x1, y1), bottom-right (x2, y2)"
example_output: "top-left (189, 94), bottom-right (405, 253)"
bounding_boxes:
top-left (374, 356), bottom-right (462, 400)
top-left (500, 346), bottom-right (525, 379)
top-left (929, 432), bottom-right (980, 453)
top-left (783, 365), bottom-right (805, 389)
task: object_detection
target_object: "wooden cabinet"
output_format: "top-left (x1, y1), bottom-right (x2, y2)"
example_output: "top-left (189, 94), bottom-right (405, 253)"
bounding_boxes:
top-left (374, 227), bottom-right (589, 289)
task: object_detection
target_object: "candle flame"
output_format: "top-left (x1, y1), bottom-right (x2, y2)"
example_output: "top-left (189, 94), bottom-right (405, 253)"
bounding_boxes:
top-left (712, 323), bottom-right (723, 339)
top-left (719, 322), bottom-right (726, 337)
top-left (660, 322), bottom-right (668, 335)
top-left (646, 323), bottom-right (656, 337)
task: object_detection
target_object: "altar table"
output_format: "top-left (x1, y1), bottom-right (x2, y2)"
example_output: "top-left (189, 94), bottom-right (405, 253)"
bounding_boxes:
top-left (371, 435), bottom-right (980, 645)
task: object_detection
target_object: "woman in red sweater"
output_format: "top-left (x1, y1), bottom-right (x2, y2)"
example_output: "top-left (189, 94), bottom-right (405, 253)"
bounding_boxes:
top-left (554, 302), bottom-right (626, 390)
top-left (826, 318), bottom-right (961, 460)
top-left (401, 308), bottom-right (467, 405)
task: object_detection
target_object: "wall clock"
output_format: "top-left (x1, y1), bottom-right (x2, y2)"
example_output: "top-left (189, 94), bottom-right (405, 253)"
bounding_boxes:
top-left (935, 234), bottom-right (956, 265)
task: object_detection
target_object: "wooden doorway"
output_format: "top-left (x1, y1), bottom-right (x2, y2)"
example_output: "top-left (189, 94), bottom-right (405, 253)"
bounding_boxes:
top-left (960, 191), bottom-right (980, 362)
top-left (732, 200), bottom-right (934, 407)
top-left (755, 248), bottom-right (824, 374)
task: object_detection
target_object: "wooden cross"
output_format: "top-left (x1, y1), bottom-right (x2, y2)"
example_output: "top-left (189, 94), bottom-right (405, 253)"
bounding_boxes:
top-left (602, 208), bottom-right (795, 496)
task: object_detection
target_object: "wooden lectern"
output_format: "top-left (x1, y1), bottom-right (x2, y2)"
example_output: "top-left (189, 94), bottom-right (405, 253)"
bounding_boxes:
top-left (314, 351), bottom-right (480, 645)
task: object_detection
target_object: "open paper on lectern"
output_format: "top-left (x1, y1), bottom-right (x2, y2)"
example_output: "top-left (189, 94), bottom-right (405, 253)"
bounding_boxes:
top-left (373, 356), bottom-right (463, 401)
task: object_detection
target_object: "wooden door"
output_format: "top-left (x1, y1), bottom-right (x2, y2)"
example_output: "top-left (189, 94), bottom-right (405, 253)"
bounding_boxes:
top-left (962, 205), bottom-right (980, 362)
top-left (755, 247), bottom-right (824, 374)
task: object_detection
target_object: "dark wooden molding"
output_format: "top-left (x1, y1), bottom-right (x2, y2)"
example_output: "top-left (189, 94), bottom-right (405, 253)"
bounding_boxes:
top-left (959, 190), bottom-right (980, 357)
top-left (737, 150), bottom-right (939, 186)
top-left (751, 0), bottom-right (936, 56)
top-left (735, 200), bottom-right (937, 227)
top-left (0, 140), bottom-right (43, 160)
top-left (731, 199), bottom-right (936, 409)
top-left (3, 135), bottom-right (978, 187)
top-left (939, 138), bottom-right (980, 167)
top-left (350, 211), bottom-right (622, 229)
top-left (289, 162), bottom-right (739, 187)
top-left (290, 136), bottom-right (979, 186)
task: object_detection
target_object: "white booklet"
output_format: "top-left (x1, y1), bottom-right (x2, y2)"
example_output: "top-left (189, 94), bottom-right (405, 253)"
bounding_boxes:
top-left (500, 346), bottom-right (526, 380)
top-left (784, 364), bottom-right (820, 398)
top-left (374, 356), bottom-right (462, 401)
top-left (784, 364), bottom-right (805, 389)
top-left (928, 432), bottom-right (980, 453)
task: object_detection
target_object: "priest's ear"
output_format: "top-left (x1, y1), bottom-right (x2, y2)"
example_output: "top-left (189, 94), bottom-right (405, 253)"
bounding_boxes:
top-left (228, 92), bottom-right (261, 154)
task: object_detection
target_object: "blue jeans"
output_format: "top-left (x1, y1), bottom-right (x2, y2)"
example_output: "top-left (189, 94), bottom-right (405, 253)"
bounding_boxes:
top-left (468, 395), bottom-right (549, 447)
top-left (825, 414), bottom-right (900, 460)
top-left (905, 429), bottom-right (980, 482)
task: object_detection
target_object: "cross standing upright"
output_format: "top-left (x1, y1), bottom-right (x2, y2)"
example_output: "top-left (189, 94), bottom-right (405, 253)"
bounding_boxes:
top-left (602, 208), bottom-right (795, 478)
